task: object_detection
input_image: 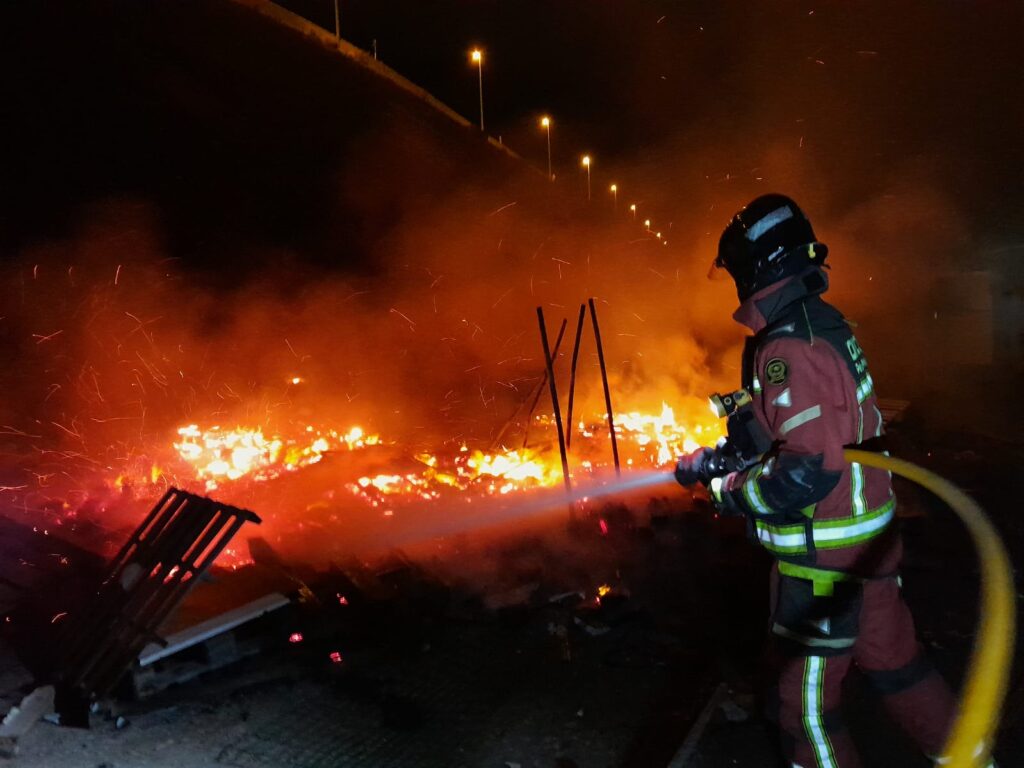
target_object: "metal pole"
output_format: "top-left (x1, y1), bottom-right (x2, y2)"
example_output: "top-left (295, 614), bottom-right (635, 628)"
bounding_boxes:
top-left (586, 164), bottom-right (591, 201)
top-left (565, 304), bottom-right (587, 450)
top-left (477, 59), bottom-right (485, 131)
top-left (588, 298), bottom-right (620, 476)
top-left (613, 187), bottom-right (618, 211)
top-left (521, 318), bottom-right (568, 448)
top-left (545, 124), bottom-right (552, 180)
top-left (537, 307), bottom-right (572, 495)
top-left (372, 39), bottom-right (378, 59)
top-left (333, 0), bottom-right (340, 41)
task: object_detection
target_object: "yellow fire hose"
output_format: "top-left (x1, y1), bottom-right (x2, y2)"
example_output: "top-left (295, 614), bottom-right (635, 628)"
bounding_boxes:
top-left (844, 449), bottom-right (1015, 767)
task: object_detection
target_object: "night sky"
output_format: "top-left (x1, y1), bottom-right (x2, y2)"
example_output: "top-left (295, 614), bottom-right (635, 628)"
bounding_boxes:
top-left (3, 0), bottom-right (1021, 252)
top-left (280, 0), bottom-right (1023, 225)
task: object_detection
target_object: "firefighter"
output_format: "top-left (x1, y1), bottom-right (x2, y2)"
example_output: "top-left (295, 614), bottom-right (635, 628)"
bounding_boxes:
top-left (674, 194), bottom-right (958, 767)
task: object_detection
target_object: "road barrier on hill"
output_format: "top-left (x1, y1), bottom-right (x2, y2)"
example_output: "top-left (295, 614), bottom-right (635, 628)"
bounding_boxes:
top-left (229, 0), bottom-right (524, 165)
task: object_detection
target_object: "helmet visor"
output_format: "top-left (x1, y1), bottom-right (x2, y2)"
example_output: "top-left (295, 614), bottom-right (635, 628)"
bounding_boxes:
top-left (706, 257), bottom-right (730, 282)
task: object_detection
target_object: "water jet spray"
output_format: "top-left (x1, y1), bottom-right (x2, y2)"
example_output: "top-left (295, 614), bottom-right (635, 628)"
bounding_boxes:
top-left (385, 469), bottom-right (676, 549)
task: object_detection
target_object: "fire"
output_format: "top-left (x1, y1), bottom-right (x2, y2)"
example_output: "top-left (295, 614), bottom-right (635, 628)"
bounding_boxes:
top-left (615, 402), bottom-right (707, 465)
top-left (346, 445), bottom-right (562, 506)
top-left (171, 401), bottom-right (720, 499)
top-left (168, 401), bottom-right (722, 518)
top-left (174, 424), bottom-right (382, 491)
top-left (175, 425), bottom-right (284, 488)
top-left (466, 449), bottom-right (561, 490)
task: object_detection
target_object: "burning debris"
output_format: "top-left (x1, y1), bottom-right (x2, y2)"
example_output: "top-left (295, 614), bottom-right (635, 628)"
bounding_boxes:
top-left (169, 407), bottom-right (711, 503)
top-left (173, 424), bottom-right (381, 491)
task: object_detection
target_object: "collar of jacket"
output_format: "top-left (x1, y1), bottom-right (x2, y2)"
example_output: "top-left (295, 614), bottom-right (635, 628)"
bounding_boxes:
top-left (732, 267), bottom-right (830, 333)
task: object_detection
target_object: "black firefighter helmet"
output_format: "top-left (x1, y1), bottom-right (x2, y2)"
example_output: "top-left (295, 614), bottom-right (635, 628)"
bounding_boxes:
top-left (715, 194), bottom-right (829, 301)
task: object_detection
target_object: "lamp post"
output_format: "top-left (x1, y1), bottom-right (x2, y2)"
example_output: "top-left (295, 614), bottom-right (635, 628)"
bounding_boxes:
top-left (629, 203), bottom-right (637, 221)
top-left (471, 49), bottom-right (484, 131)
top-left (333, 0), bottom-right (340, 42)
top-left (581, 155), bottom-right (591, 201)
top-left (644, 218), bottom-right (651, 232)
top-left (610, 184), bottom-right (618, 211)
top-left (540, 116), bottom-right (552, 180)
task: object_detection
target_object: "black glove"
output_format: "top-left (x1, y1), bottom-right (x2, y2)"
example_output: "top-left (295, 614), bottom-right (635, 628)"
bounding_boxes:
top-left (674, 448), bottom-right (714, 487)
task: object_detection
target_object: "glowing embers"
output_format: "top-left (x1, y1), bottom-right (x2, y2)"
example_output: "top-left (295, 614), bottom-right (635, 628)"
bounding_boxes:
top-left (347, 445), bottom-right (563, 510)
top-left (171, 402), bottom-right (720, 507)
top-left (175, 424), bottom-right (381, 490)
top-left (465, 448), bottom-right (562, 493)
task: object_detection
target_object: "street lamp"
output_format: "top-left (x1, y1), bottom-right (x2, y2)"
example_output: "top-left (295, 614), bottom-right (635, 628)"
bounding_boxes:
top-left (540, 116), bottom-right (552, 180)
top-left (629, 203), bottom-right (637, 221)
top-left (470, 49), bottom-right (484, 131)
top-left (581, 155), bottom-right (591, 201)
top-left (644, 218), bottom-right (651, 231)
top-left (610, 184), bottom-right (618, 211)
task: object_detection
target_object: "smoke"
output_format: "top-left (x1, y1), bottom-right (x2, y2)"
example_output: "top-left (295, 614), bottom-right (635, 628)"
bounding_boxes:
top-left (1, 0), bottom-right (1020, 564)
top-left (0, 170), bottom-right (731, 563)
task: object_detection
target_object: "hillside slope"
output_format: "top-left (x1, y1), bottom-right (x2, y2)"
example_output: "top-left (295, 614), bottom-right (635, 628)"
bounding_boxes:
top-left (0, 0), bottom-right (557, 275)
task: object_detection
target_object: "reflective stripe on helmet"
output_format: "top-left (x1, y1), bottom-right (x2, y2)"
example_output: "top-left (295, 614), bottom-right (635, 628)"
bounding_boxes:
top-left (746, 205), bottom-right (794, 242)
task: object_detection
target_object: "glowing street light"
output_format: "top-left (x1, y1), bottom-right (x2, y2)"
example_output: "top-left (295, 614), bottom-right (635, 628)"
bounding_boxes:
top-left (581, 155), bottom-right (592, 201)
top-left (470, 49), bottom-right (484, 131)
top-left (644, 218), bottom-right (651, 231)
top-left (540, 116), bottom-right (553, 180)
top-left (629, 203), bottom-right (637, 221)
top-left (610, 183), bottom-right (618, 211)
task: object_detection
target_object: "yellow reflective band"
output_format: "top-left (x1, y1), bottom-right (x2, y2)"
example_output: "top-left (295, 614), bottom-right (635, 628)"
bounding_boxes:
top-left (709, 475), bottom-right (725, 503)
top-left (803, 657), bottom-right (838, 768)
top-left (778, 561), bottom-right (865, 596)
top-left (754, 497), bottom-right (896, 555)
top-left (742, 464), bottom-right (774, 515)
top-left (856, 373), bottom-right (875, 403)
top-left (851, 463), bottom-right (868, 516)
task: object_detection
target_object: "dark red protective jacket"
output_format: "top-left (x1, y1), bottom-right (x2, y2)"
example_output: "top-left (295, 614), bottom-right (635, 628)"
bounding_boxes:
top-left (715, 267), bottom-right (902, 579)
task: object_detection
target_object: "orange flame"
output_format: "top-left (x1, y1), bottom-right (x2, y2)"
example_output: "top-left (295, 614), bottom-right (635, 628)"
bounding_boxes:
top-left (174, 424), bottom-right (382, 490)
top-left (171, 401), bottom-right (722, 505)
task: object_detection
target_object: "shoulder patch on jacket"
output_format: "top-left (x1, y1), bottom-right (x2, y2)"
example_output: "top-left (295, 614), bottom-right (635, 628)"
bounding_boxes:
top-left (765, 357), bottom-right (788, 386)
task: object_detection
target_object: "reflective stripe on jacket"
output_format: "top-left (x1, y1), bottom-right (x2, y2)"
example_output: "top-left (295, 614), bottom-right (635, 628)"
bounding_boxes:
top-left (718, 268), bottom-right (902, 577)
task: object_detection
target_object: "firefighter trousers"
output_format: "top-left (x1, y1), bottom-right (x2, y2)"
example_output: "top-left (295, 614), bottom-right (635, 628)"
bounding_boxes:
top-left (765, 568), bottom-right (956, 768)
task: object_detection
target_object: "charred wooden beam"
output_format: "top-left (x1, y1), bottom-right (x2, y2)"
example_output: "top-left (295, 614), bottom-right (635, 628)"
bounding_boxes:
top-left (588, 298), bottom-right (620, 476)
